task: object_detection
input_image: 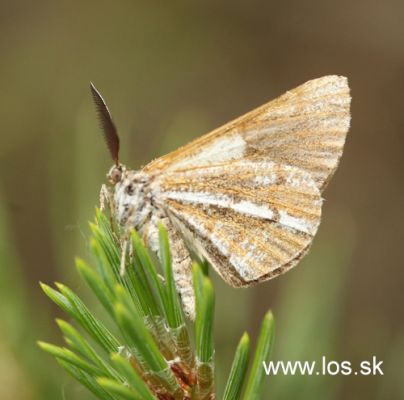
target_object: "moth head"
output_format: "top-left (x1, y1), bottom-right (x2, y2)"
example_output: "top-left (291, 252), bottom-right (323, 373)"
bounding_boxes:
top-left (90, 83), bottom-right (152, 228)
top-left (107, 164), bottom-right (125, 184)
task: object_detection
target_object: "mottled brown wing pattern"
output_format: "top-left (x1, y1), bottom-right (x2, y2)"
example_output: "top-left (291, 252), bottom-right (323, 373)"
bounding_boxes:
top-left (153, 160), bottom-right (322, 286)
top-left (144, 75), bottom-right (350, 191)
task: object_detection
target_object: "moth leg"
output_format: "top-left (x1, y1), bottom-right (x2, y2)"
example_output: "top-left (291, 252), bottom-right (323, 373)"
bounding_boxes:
top-left (166, 224), bottom-right (195, 320)
top-left (99, 183), bottom-right (118, 237)
top-left (99, 184), bottom-right (110, 212)
top-left (145, 215), bottom-right (195, 320)
top-left (120, 235), bottom-right (129, 276)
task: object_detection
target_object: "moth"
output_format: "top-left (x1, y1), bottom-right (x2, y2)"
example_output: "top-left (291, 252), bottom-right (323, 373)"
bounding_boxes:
top-left (90, 75), bottom-right (351, 319)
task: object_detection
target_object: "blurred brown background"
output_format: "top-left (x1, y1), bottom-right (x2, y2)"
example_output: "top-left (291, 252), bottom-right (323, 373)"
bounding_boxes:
top-left (0, 1), bottom-right (403, 399)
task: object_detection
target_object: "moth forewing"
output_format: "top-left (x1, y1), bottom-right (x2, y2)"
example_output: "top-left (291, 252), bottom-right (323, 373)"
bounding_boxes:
top-left (144, 75), bottom-right (350, 192)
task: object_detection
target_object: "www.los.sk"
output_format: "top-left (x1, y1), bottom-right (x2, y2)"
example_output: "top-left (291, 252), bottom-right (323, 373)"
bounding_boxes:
top-left (263, 356), bottom-right (383, 376)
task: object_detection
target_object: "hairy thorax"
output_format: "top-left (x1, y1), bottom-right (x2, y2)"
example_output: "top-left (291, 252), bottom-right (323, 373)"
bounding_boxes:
top-left (113, 169), bottom-right (153, 230)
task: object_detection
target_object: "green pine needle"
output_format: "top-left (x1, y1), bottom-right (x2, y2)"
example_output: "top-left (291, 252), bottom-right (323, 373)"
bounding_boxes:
top-left (243, 311), bottom-right (275, 400)
top-left (96, 378), bottom-right (142, 400)
top-left (109, 354), bottom-right (155, 400)
top-left (58, 359), bottom-right (115, 400)
top-left (223, 332), bottom-right (251, 400)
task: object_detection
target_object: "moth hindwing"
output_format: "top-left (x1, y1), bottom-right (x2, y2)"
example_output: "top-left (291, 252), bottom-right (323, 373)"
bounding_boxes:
top-left (92, 75), bottom-right (351, 319)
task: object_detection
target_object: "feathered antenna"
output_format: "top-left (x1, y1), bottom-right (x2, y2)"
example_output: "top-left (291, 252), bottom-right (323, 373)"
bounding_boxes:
top-left (90, 83), bottom-right (120, 165)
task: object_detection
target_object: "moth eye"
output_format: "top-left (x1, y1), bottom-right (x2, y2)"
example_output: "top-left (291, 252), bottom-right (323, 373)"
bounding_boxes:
top-left (125, 184), bottom-right (134, 195)
top-left (108, 168), bottom-right (122, 184)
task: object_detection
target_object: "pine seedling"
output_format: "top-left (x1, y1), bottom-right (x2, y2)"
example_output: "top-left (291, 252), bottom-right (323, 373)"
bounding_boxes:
top-left (39, 210), bottom-right (275, 399)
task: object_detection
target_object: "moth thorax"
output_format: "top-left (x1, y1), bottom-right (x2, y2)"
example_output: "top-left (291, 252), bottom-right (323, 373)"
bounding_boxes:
top-left (114, 170), bottom-right (151, 229)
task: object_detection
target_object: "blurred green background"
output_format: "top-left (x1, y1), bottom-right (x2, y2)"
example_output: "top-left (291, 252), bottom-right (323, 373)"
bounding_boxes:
top-left (1, 1), bottom-right (403, 399)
